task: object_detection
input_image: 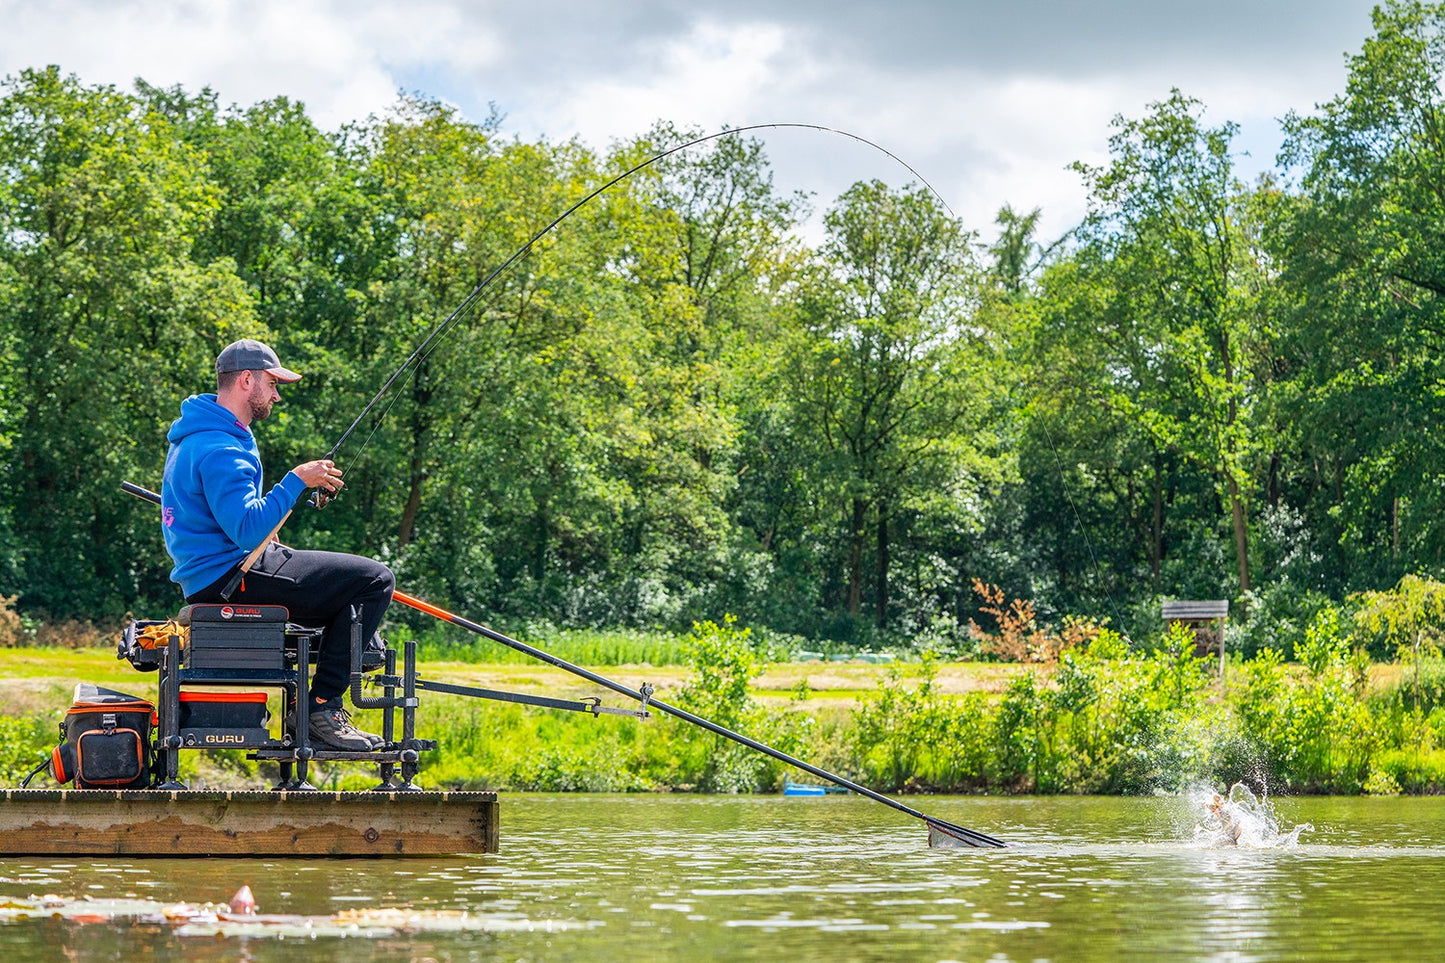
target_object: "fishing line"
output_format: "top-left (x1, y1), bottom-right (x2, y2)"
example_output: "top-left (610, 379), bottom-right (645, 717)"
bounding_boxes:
top-left (323, 120), bottom-right (1128, 649)
top-left (334, 270), bottom-right (523, 486)
top-left (325, 122), bottom-right (956, 476)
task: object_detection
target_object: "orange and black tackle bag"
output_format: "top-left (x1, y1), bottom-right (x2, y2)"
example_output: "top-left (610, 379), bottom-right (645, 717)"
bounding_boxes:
top-left (49, 683), bottom-right (156, 789)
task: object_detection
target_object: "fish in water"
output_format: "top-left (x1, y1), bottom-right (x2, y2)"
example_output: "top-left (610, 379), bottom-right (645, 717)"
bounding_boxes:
top-left (1194, 782), bottom-right (1312, 848)
top-left (1206, 793), bottom-right (1246, 845)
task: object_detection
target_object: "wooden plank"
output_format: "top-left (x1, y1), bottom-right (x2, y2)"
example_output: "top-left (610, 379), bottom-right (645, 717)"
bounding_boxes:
top-left (1161, 599), bottom-right (1229, 620)
top-left (0, 789), bottom-right (497, 857)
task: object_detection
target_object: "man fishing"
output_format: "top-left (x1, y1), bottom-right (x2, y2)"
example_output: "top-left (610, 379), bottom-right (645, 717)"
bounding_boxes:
top-left (160, 338), bottom-right (394, 751)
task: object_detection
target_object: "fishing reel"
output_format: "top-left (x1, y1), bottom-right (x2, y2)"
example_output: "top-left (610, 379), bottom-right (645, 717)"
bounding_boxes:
top-left (308, 453), bottom-right (345, 509)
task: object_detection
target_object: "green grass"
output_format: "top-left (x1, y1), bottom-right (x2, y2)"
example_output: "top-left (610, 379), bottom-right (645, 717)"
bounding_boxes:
top-left (0, 714), bottom-right (57, 786)
top-left (26, 640), bottom-right (1445, 797)
top-left (412, 625), bottom-right (692, 666)
top-left (0, 646), bottom-right (137, 682)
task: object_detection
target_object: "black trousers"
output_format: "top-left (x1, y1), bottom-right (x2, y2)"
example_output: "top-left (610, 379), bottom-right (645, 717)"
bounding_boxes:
top-left (186, 545), bottom-right (395, 702)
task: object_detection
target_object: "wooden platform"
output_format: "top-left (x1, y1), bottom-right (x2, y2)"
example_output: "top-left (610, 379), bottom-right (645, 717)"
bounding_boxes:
top-left (0, 789), bottom-right (498, 857)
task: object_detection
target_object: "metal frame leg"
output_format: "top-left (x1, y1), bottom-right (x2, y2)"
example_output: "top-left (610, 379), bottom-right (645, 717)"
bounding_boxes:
top-left (397, 640), bottom-right (421, 790)
top-left (155, 634), bottom-right (186, 790)
top-left (372, 647), bottom-right (398, 791)
top-left (274, 678), bottom-right (297, 790)
top-left (290, 633), bottom-right (315, 790)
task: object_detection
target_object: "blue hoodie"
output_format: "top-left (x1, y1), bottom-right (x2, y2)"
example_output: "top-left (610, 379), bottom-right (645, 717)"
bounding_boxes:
top-left (161, 394), bottom-right (307, 596)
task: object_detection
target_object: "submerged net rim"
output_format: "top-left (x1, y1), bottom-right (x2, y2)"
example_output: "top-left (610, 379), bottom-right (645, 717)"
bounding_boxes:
top-left (927, 819), bottom-right (1008, 849)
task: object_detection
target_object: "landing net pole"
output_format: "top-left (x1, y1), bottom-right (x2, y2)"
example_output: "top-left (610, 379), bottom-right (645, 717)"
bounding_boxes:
top-left (395, 591), bottom-right (1006, 847)
top-left (122, 480), bottom-right (1007, 848)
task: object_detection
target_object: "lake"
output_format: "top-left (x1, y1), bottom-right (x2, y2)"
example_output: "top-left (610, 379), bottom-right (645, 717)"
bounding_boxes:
top-left (2, 791), bottom-right (1444, 960)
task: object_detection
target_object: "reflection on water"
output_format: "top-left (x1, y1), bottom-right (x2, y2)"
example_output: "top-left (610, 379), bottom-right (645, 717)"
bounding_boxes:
top-left (4, 793), bottom-right (1445, 960)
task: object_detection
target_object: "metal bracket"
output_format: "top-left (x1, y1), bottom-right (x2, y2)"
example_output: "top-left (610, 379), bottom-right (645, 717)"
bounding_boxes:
top-left (416, 678), bottom-right (650, 719)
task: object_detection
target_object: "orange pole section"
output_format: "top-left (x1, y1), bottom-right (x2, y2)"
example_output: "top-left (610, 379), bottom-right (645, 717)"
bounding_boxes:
top-left (392, 589), bottom-right (455, 623)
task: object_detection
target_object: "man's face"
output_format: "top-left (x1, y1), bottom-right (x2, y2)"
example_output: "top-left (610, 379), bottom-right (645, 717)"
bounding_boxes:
top-left (247, 371), bottom-right (283, 421)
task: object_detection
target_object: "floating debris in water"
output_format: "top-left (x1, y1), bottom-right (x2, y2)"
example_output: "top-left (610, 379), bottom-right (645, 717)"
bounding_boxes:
top-left (0, 890), bottom-right (590, 939)
top-left (228, 885), bottom-right (256, 915)
top-left (1192, 782), bottom-right (1312, 848)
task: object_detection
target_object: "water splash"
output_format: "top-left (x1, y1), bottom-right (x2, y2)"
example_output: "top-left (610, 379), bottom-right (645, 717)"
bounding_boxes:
top-left (1191, 782), bottom-right (1312, 848)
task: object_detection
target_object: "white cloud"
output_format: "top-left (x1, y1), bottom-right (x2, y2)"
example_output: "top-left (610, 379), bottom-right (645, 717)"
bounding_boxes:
top-left (0, 0), bottom-right (493, 127)
top-left (0, 0), bottom-right (1377, 243)
top-left (535, 19), bottom-right (793, 144)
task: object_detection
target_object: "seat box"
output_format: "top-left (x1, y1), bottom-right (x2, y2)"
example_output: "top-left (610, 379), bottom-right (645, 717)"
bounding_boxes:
top-left (182, 604), bottom-right (287, 670)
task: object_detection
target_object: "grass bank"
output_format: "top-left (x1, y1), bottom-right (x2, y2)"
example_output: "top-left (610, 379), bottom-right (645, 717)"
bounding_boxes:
top-left (8, 613), bottom-right (1445, 796)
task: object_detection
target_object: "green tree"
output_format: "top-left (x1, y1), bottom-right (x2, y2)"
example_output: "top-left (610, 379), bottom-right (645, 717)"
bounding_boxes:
top-left (1274, 0), bottom-right (1445, 584)
top-left (0, 67), bottom-right (254, 615)
top-left (987, 204), bottom-right (1046, 299)
top-left (1065, 90), bottom-right (1271, 598)
top-left (791, 180), bottom-right (997, 629)
top-left (609, 126), bottom-right (805, 624)
top-left (139, 83), bottom-right (387, 555)
top-left (337, 97), bottom-right (582, 613)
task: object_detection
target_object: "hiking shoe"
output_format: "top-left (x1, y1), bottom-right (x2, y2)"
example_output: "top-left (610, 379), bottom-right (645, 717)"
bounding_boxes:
top-left (308, 706), bottom-right (383, 751)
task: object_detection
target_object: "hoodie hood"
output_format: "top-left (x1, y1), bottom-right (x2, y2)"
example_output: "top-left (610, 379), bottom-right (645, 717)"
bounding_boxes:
top-left (167, 394), bottom-right (250, 445)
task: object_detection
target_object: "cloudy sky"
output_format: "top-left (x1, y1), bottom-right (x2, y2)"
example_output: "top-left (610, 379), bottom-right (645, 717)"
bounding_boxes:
top-left (1, 0), bottom-right (1382, 243)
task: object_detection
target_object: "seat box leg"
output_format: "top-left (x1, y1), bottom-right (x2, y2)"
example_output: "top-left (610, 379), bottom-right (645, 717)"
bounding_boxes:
top-left (288, 633), bottom-right (315, 791)
top-left (373, 647), bottom-right (398, 791)
top-left (155, 634), bottom-right (187, 790)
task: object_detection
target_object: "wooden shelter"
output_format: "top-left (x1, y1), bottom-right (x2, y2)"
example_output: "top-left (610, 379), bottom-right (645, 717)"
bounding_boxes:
top-left (1162, 599), bottom-right (1229, 673)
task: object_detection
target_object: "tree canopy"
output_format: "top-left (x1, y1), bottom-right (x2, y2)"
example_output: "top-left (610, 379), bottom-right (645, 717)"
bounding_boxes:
top-left (6, 3), bottom-right (1445, 651)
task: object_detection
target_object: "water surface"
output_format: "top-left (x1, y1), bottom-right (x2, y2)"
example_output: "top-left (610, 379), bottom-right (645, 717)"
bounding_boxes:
top-left (3, 792), bottom-right (1445, 960)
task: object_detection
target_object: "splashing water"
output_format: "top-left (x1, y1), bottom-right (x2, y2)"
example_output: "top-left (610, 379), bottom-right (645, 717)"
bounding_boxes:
top-left (1191, 782), bottom-right (1312, 848)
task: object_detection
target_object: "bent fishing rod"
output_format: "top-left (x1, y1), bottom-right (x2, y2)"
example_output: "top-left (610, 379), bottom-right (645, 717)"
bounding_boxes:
top-left (229, 124), bottom-right (948, 597)
top-left (121, 480), bottom-right (1006, 848)
top-left (316, 122), bottom-right (956, 475)
top-left (199, 123), bottom-right (964, 637)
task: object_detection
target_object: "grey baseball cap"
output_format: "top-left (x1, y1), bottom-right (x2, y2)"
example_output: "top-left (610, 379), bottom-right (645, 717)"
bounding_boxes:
top-left (216, 339), bottom-right (301, 382)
